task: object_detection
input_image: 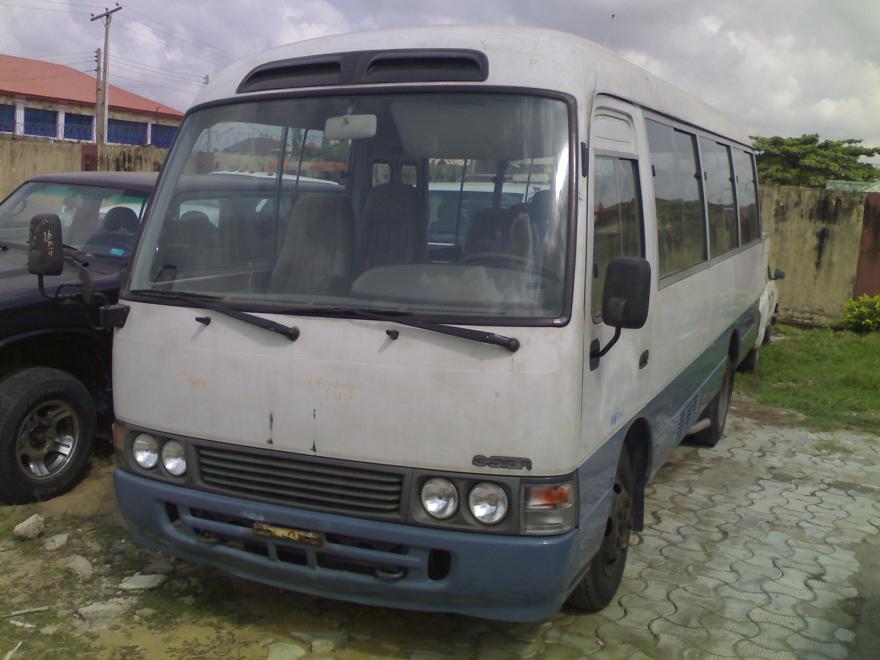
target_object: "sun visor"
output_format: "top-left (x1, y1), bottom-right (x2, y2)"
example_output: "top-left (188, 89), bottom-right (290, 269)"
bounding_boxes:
top-left (390, 96), bottom-right (568, 160)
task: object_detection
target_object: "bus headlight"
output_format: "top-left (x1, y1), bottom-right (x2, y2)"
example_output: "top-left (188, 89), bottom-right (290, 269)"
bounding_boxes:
top-left (161, 440), bottom-right (187, 476)
top-left (421, 478), bottom-right (458, 519)
top-left (132, 434), bottom-right (159, 469)
top-left (522, 481), bottom-right (577, 534)
top-left (468, 482), bottom-right (508, 525)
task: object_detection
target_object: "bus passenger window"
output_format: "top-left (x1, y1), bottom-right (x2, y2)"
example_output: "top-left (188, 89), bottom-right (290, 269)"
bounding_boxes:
top-left (646, 120), bottom-right (707, 278)
top-left (592, 156), bottom-right (643, 317)
top-left (700, 138), bottom-right (738, 257)
top-left (400, 164), bottom-right (417, 186)
top-left (372, 162), bottom-right (391, 186)
top-left (733, 148), bottom-right (760, 244)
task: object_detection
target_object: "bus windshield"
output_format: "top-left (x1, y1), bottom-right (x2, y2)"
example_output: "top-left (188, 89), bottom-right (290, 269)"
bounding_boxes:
top-left (128, 92), bottom-right (571, 321)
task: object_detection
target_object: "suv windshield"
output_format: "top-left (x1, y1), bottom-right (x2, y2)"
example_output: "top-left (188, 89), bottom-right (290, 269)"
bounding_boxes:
top-left (128, 92), bottom-right (571, 321)
top-left (0, 182), bottom-right (148, 257)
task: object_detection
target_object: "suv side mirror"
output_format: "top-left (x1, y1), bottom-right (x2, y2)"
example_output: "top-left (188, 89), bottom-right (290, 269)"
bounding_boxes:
top-left (602, 257), bottom-right (651, 329)
top-left (28, 214), bottom-right (64, 276)
top-left (772, 268), bottom-right (785, 281)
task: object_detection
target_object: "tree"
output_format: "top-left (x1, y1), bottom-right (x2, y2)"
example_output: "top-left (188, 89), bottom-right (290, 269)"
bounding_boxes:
top-left (751, 134), bottom-right (880, 188)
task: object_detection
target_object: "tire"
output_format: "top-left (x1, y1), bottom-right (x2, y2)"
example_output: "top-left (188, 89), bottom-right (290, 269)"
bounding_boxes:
top-left (741, 346), bottom-right (759, 373)
top-left (0, 367), bottom-right (96, 504)
top-left (691, 364), bottom-right (734, 448)
top-left (762, 327), bottom-right (772, 346)
top-left (567, 446), bottom-right (635, 612)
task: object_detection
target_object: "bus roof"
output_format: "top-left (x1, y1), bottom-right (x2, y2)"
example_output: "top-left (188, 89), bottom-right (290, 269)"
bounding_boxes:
top-left (196, 25), bottom-right (752, 148)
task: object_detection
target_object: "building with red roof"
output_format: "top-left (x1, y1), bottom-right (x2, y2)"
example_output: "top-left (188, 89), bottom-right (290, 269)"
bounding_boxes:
top-left (0, 53), bottom-right (183, 147)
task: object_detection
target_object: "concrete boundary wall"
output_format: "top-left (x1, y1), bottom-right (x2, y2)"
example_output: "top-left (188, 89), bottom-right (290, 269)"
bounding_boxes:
top-left (0, 135), bottom-right (167, 200)
top-left (761, 185), bottom-right (880, 324)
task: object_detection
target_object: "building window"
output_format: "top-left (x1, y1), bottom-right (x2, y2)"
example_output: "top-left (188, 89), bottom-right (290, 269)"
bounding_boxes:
top-left (151, 124), bottom-right (177, 148)
top-left (24, 108), bottom-right (57, 137)
top-left (64, 113), bottom-right (93, 141)
top-left (0, 104), bottom-right (13, 133)
top-left (108, 118), bottom-right (147, 145)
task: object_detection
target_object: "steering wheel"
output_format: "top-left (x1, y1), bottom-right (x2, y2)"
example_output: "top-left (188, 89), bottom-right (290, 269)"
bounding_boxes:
top-left (459, 252), bottom-right (561, 282)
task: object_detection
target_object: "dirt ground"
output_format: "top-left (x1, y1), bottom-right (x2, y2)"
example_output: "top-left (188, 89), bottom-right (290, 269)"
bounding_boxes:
top-left (1, 394), bottom-right (878, 659)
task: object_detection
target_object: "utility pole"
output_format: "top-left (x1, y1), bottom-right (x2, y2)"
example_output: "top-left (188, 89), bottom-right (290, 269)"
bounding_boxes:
top-left (94, 48), bottom-right (101, 142)
top-left (90, 4), bottom-right (122, 145)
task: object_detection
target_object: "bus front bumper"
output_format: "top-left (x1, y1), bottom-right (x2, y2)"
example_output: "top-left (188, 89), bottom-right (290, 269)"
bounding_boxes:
top-left (114, 468), bottom-right (607, 622)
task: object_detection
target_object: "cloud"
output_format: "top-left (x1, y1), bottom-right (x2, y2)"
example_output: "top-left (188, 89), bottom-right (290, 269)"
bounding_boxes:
top-left (0, 0), bottom-right (876, 155)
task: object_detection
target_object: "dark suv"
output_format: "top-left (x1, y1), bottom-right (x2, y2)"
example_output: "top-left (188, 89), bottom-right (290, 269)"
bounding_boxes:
top-left (0, 172), bottom-right (155, 503)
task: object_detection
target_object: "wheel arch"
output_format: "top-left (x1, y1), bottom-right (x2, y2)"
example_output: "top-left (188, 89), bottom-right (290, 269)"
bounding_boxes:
top-left (0, 329), bottom-right (110, 403)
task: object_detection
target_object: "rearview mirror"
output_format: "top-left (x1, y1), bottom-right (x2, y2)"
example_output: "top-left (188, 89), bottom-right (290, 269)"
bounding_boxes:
top-left (28, 214), bottom-right (64, 277)
top-left (324, 114), bottom-right (377, 140)
top-left (602, 257), bottom-right (651, 330)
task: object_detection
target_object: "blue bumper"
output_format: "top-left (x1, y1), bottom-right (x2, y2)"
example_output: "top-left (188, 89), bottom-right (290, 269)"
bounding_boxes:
top-left (114, 469), bottom-right (610, 622)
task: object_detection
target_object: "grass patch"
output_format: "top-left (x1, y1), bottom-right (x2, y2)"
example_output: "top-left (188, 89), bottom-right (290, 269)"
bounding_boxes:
top-left (736, 325), bottom-right (880, 434)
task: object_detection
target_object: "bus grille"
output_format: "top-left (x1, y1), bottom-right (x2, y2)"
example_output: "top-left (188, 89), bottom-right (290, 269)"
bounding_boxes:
top-left (195, 445), bottom-right (405, 518)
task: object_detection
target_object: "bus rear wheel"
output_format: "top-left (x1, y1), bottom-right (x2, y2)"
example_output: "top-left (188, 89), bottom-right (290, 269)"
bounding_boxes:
top-left (567, 446), bottom-right (634, 612)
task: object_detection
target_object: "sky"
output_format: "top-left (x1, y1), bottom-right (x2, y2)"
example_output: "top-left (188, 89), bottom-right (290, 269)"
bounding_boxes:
top-left (1, 0), bottom-right (878, 153)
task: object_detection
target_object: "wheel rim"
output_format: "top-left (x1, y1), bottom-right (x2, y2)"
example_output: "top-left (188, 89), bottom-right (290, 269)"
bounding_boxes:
top-left (601, 476), bottom-right (633, 577)
top-left (15, 400), bottom-right (80, 480)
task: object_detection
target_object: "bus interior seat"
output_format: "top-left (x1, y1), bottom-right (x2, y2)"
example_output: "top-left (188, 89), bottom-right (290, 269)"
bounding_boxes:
top-left (269, 193), bottom-right (354, 295)
top-left (461, 207), bottom-right (516, 258)
top-left (357, 183), bottom-right (423, 272)
top-left (160, 210), bottom-right (222, 271)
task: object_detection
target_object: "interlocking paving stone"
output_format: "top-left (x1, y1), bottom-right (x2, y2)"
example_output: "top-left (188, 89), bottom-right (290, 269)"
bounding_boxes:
top-left (554, 408), bottom-right (878, 660)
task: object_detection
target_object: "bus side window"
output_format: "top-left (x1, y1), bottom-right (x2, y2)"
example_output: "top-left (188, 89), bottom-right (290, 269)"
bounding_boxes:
top-left (592, 156), bottom-right (644, 319)
top-left (372, 162), bottom-right (391, 186)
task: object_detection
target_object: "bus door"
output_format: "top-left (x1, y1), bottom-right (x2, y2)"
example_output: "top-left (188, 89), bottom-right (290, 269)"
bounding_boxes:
top-left (582, 101), bottom-right (654, 454)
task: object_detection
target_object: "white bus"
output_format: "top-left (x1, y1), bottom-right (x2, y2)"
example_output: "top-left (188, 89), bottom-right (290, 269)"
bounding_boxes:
top-left (109, 26), bottom-right (763, 622)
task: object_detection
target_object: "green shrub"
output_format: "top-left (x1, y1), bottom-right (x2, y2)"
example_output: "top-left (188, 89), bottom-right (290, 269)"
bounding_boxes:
top-left (841, 294), bottom-right (880, 333)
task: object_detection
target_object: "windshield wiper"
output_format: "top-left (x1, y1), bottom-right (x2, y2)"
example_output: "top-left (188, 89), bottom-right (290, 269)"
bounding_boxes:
top-left (129, 289), bottom-right (300, 341)
top-left (319, 306), bottom-right (520, 353)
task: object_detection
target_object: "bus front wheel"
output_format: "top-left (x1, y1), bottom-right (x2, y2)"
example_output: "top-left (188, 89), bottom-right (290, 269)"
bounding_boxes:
top-left (567, 446), bottom-right (635, 612)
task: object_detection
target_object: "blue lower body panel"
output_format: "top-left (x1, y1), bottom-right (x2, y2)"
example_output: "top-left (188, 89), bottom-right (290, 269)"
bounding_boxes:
top-left (114, 469), bottom-right (611, 622)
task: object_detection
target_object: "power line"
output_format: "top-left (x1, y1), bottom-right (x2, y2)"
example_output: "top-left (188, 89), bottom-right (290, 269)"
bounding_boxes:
top-left (0, 1), bottom-right (92, 14)
top-left (114, 55), bottom-right (206, 83)
top-left (113, 63), bottom-right (204, 87)
top-left (117, 20), bottom-right (228, 67)
top-left (109, 72), bottom-right (202, 95)
top-left (124, 6), bottom-right (235, 61)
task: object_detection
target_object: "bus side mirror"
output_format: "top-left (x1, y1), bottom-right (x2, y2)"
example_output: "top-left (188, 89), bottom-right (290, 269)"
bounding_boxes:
top-left (590, 257), bottom-right (651, 369)
top-left (28, 214), bottom-right (64, 277)
top-left (602, 257), bottom-right (651, 330)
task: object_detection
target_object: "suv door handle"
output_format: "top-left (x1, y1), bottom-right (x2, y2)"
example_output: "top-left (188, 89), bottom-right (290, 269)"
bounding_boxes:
top-left (639, 350), bottom-right (649, 369)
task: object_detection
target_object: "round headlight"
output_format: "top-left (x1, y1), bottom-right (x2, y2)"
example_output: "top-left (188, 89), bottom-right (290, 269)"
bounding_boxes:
top-left (132, 434), bottom-right (159, 469)
top-left (469, 482), bottom-right (508, 525)
top-left (421, 478), bottom-right (459, 519)
top-left (161, 440), bottom-right (187, 476)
